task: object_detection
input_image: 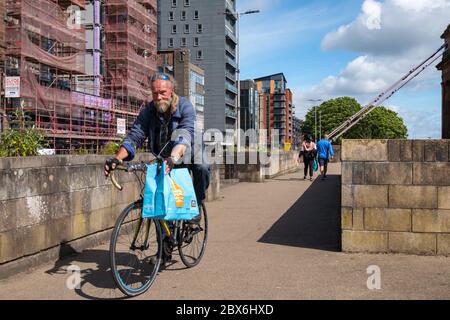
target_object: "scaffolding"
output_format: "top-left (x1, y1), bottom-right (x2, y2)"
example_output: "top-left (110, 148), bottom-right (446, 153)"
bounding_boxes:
top-left (104, 0), bottom-right (157, 114)
top-left (2, 0), bottom-right (158, 153)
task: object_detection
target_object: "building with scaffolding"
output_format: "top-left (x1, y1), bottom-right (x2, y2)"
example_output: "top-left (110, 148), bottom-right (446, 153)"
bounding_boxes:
top-left (3, 0), bottom-right (157, 153)
top-left (0, 0), bottom-right (6, 131)
top-left (104, 0), bottom-right (158, 130)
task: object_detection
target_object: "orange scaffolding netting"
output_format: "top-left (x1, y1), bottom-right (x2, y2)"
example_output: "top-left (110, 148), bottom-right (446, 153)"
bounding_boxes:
top-left (2, 0), bottom-right (158, 153)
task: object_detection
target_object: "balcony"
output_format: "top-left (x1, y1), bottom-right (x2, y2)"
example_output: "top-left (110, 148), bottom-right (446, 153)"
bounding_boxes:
top-left (225, 71), bottom-right (236, 82)
top-left (225, 29), bottom-right (237, 44)
top-left (273, 93), bottom-right (286, 102)
top-left (225, 0), bottom-right (237, 17)
top-left (225, 44), bottom-right (236, 57)
top-left (225, 56), bottom-right (236, 68)
top-left (225, 107), bottom-right (237, 119)
top-left (225, 97), bottom-right (236, 107)
top-left (225, 82), bottom-right (238, 94)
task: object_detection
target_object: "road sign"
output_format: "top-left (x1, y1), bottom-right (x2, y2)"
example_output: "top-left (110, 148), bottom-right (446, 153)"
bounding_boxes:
top-left (5, 76), bottom-right (21, 98)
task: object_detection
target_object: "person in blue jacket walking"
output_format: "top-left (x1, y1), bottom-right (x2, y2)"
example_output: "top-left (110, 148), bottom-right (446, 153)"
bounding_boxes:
top-left (316, 134), bottom-right (334, 180)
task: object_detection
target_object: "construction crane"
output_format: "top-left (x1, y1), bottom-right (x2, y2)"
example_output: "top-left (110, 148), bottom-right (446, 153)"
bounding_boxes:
top-left (327, 43), bottom-right (448, 142)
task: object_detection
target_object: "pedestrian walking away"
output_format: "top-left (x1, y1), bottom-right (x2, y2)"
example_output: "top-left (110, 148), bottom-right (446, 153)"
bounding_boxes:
top-left (316, 133), bottom-right (334, 180)
top-left (299, 135), bottom-right (317, 181)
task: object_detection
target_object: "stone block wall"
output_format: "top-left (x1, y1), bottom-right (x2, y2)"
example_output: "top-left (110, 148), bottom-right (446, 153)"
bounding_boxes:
top-left (341, 139), bottom-right (450, 255)
top-left (0, 154), bottom-right (220, 277)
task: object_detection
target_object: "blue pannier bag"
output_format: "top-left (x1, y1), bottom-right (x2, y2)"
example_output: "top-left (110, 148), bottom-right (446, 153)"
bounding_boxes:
top-left (142, 162), bottom-right (199, 220)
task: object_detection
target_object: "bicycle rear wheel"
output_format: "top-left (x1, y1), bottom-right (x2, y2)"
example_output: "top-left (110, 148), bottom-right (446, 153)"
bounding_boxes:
top-left (178, 202), bottom-right (208, 268)
top-left (110, 201), bottom-right (162, 296)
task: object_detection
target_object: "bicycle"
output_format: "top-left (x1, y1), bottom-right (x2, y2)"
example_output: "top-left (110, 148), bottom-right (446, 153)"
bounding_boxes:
top-left (108, 157), bottom-right (208, 297)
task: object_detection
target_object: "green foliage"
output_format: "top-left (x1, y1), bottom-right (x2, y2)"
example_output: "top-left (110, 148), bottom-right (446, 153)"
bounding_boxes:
top-left (0, 109), bottom-right (47, 157)
top-left (98, 141), bottom-right (121, 155)
top-left (301, 97), bottom-right (408, 144)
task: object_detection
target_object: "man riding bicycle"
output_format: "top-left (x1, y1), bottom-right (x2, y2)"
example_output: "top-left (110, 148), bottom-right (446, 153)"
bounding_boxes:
top-left (104, 72), bottom-right (211, 269)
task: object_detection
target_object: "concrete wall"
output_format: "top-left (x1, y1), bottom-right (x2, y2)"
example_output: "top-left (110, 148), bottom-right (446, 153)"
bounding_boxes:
top-left (0, 154), bottom-right (220, 278)
top-left (341, 139), bottom-right (450, 255)
top-left (221, 151), bottom-right (300, 182)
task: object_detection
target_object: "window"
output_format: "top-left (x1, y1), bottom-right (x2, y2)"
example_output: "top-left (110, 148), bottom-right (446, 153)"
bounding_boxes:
top-left (184, 24), bottom-right (190, 33)
top-left (197, 24), bottom-right (203, 33)
top-left (194, 10), bottom-right (199, 20)
top-left (172, 0), bottom-right (177, 7)
top-left (193, 37), bottom-right (199, 46)
top-left (168, 11), bottom-right (174, 20)
top-left (197, 50), bottom-right (203, 60)
top-left (181, 37), bottom-right (187, 47)
top-left (168, 38), bottom-right (174, 47)
top-left (171, 25), bottom-right (177, 34)
top-left (184, 0), bottom-right (190, 6)
top-left (181, 11), bottom-right (186, 20)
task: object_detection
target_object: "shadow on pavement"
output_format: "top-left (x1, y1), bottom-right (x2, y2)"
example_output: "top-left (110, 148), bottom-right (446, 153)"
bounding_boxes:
top-left (45, 244), bottom-right (186, 299)
top-left (258, 174), bottom-right (342, 252)
top-left (46, 246), bottom-right (127, 300)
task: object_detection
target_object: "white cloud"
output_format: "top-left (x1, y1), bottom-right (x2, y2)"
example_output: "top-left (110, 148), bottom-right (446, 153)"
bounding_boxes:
top-left (298, 0), bottom-right (449, 137)
top-left (362, 0), bottom-right (382, 30)
top-left (386, 104), bottom-right (441, 139)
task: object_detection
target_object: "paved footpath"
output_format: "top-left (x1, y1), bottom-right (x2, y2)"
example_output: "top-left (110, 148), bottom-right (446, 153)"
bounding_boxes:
top-left (1, 163), bottom-right (450, 300)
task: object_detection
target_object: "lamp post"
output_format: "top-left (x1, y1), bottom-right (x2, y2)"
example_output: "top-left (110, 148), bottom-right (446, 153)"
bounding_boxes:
top-left (307, 99), bottom-right (323, 142)
top-left (231, 9), bottom-right (260, 151)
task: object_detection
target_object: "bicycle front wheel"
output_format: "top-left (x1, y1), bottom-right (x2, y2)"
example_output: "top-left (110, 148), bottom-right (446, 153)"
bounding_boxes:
top-left (178, 202), bottom-right (208, 268)
top-left (110, 201), bottom-right (162, 297)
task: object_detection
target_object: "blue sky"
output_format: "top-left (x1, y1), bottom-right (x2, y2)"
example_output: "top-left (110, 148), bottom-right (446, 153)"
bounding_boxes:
top-left (236, 0), bottom-right (450, 138)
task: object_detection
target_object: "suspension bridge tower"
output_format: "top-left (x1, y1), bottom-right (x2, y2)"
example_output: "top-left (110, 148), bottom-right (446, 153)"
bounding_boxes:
top-left (437, 24), bottom-right (450, 139)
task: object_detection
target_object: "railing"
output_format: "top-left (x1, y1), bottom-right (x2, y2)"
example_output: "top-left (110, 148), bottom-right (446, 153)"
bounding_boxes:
top-left (225, 107), bottom-right (237, 118)
top-left (226, 56), bottom-right (236, 67)
top-left (225, 97), bottom-right (236, 106)
top-left (225, 29), bottom-right (237, 43)
top-left (225, 83), bottom-right (237, 94)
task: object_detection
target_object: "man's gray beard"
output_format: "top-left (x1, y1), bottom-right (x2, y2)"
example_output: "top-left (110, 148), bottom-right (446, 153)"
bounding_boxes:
top-left (155, 100), bottom-right (171, 113)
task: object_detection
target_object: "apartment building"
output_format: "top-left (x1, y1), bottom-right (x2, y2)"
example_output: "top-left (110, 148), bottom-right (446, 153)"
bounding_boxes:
top-left (255, 73), bottom-right (294, 148)
top-left (158, 0), bottom-right (238, 133)
top-left (157, 48), bottom-right (205, 131)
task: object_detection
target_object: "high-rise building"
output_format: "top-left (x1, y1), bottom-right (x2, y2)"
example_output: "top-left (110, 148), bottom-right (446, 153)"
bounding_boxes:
top-left (157, 49), bottom-right (205, 131)
top-left (255, 73), bottom-right (293, 148)
top-left (157, 0), bottom-right (238, 133)
top-left (239, 79), bottom-right (259, 133)
top-left (437, 24), bottom-right (450, 139)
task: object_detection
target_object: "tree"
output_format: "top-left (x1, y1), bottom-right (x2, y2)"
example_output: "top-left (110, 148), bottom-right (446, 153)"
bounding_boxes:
top-left (301, 97), bottom-right (408, 143)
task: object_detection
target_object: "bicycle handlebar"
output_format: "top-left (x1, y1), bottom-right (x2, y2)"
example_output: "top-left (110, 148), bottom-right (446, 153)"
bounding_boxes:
top-left (109, 157), bottom-right (162, 191)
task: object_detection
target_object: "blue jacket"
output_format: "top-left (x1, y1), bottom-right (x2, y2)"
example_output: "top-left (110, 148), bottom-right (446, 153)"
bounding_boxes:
top-left (121, 96), bottom-right (195, 161)
top-left (316, 139), bottom-right (334, 160)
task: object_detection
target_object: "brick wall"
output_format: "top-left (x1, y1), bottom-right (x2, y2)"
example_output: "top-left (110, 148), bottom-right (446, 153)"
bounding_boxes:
top-left (0, 154), bottom-right (220, 278)
top-left (341, 139), bottom-right (450, 255)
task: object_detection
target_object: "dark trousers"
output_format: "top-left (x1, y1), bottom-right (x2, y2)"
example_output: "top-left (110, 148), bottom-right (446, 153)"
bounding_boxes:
top-left (191, 163), bottom-right (210, 203)
top-left (303, 159), bottom-right (314, 177)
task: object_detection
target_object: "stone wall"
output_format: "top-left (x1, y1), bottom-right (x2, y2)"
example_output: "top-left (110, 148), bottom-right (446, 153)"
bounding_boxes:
top-left (0, 154), bottom-right (220, 278)
top-left (341, 139), bottom-right (450, 255)
top-left (220, 151), bottom-right (300, 182)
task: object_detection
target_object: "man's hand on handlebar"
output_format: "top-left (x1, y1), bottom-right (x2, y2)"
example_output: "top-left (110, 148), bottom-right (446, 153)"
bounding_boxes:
top-left (164, 156), bottom-right (175, 174)
top-left (104, 158), bottom-right (122, 176)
